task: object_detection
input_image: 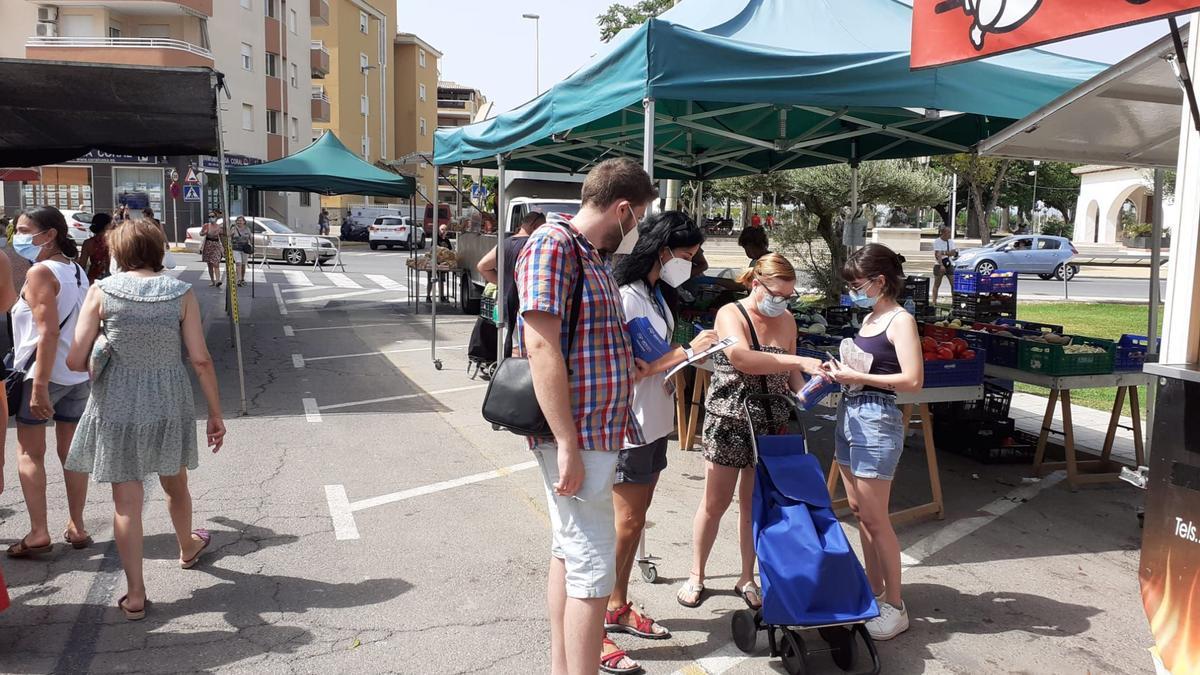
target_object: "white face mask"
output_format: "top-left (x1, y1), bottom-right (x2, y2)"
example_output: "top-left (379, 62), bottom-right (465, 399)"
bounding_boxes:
top-left (756, 285), bottom-right (791, 317)
top-left (614, 206), bottom-right (640, 256)
top-left (660, 250), bottom-right (692, 288)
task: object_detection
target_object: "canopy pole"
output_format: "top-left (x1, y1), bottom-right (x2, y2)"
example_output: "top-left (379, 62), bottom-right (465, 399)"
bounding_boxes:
top-left (496, 154), bottom-right (508, 364)
top-left (214, 74), bottom-right (247, 416)
top-left (1146, 168), bottom-right (1165, 457)
top-left (950, 173), bottom-right (958, 234)
top-left (456, 166), bottom-right (463, 222)
top-left (643, 97), bottom-right (656, 184)
top-left (431, 166), bottom-right (441, 369)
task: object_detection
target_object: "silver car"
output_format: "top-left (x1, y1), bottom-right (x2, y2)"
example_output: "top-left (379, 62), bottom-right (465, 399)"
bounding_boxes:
top-left (185, 217), bottom-right (336, 265)
top-left (955, 235), bottom-right (1080, 280)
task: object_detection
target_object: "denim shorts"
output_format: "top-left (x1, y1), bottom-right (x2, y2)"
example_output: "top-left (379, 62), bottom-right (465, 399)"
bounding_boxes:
top-left (16, 380), bottom-right (90, 426)
top-left (531, 442), bottom-right (620, 599)
top-left (835, 391), bottom-right (905, 481)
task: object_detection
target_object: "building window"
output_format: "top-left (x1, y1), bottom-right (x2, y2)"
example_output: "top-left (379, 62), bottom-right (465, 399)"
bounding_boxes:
top-left (418, 49), bottom-right (426, 68)
top-left (289, 62), bottom-right (298, 88)
top-left (419, 83), bottom-right (426, 101)
top-left (242, 104), bottom-right (254, 131)
top-left (240, 43), bottom-right (252, 71)
top-left (420, 117), bottom-right (427, 136)
top-left (361, 136), bottom-right (369, 158)
top-left (265, 53), bottom-right (278, 78)
top-left (290, 116), bottom-right (299, 141)
top-left (287, 8), bottom-right (297, 33)
top-left (264, 0), bottom-right (278, 19)
top-left (359, 53), bottom-right (369, 71)
top-left (240, 0), bottom-right (251, 8)
top-left (359, 11), bottom-right (368, 33)
top-left (300, 192), bottom-right (311, 206)
top-left (266, 110), bottom-right (281, 135)
top-left (113, 168), bottom-right (165, 219)
top-left (360, 95), bottom-right (369, 116)
top-left (109, 26), bottom-right (122, 38)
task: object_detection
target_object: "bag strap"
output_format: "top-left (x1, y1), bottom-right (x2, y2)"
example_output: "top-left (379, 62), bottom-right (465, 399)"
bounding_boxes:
top-left (505, 232), bottom-right (586, 367)
top-left (736, 302), bottom-right (778, 431)
top-left (14, 262), bottom-right (83, 373)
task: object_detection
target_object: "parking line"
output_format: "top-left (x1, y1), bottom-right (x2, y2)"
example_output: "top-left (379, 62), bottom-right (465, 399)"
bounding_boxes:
top-left (325, 485), bottom-right (360, 540)
top-left (323, 272), bottom-right (361, 288)
top-left (272, 283), bottom-right (287, 316)
top-left (302, 398), bottom-right (321, 423)
top-left (283, 270), bottom-right (313, 286)
top-left (303, 344), bottom-right (465, 364)
top-left (283, 325), bottom-right (295, 337)
top-left (292, 354), bottom-right (304, 369)
top-left (365, 274), bottom-right (406, 291)
top-left (317, 382), bottom-right (483, 411)
top-left (286, 288), bottom-right (386, 304)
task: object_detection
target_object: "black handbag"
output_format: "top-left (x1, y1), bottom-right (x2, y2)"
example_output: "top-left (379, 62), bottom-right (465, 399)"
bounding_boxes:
top-left (481, 243), bottom-right (585, 436)
top-left (4, 264), bottom-right (82, 416)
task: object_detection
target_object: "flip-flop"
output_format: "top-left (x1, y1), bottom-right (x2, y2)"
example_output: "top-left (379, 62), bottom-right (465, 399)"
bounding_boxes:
top-left (63, 531), bottom-right (93, 550)
top-left (676, 580), bottom-right (706, 608)
top-left (179, 529), bottom-right (211, 569)
top-left (117, 594), bottom-right (147, 621)
top-left (6, 536), bottom-right (53, 559)
top-left (735, 582), bottom-right (763, 610)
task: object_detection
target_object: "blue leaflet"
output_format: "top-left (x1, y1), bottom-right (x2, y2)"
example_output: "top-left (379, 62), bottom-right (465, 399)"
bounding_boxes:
top-left (627, 317), bottom-right (672, 362)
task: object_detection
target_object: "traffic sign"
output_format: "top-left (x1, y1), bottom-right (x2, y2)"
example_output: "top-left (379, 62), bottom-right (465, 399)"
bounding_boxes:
top-left (182, 184), bottom-right (202, 202)
top-left (184, 167), bottom-right (200, 184)
top-left (168, 168), bottom-right (179, 182)
top-left (169, 182), bottom-right (181, 199)
top-left (471, 184), bottom-right (489, 200)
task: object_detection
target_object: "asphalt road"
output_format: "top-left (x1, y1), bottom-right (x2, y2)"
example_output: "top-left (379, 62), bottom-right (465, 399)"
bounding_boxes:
top-left (0, 248), bottom-right (1155, 674)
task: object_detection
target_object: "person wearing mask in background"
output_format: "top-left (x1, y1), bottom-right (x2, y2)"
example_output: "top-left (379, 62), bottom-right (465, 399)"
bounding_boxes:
top-left (477, 211), bottom-right (547, 337)
top-left (930, 226), bottom-right (957, 303)
top-left (318, 208), bottom-right (330, 236)
top-left (737, 226), bottom-right (770, 267)
top-left (677, 253), bottom-right (824, 610)
top-left (826, 243), bottom-right (924, 641)
top-left (604, 212), bottom-right (717, 671)
top-left (199, 211), bottom-right (224, 288)
top-left (78, 212), bottom-right (113, 284)
top-left (229, 216), bottom-right (252, 287)
top-left (5, 206), bottom-right (92, 559)
top-left (65, 218), bottom-right (226, 620)
top-left (517, 157), bottom-right (657, 675)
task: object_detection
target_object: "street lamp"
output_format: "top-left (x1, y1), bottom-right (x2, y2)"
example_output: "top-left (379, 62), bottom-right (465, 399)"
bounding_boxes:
top-left (1028, 159), bottom-right (1041, 232)
top-left (362, 63), bottom-right (379, 203)
top-left (522, 13), bottom-right (540, 96)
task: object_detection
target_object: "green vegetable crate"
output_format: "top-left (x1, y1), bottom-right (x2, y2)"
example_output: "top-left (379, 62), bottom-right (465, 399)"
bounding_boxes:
top-left (1017, 335), bottom-right (1116, 376)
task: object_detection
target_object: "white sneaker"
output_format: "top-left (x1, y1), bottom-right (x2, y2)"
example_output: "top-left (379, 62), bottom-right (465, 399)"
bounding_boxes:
top-left (866, 601), bottom-right (909, 641)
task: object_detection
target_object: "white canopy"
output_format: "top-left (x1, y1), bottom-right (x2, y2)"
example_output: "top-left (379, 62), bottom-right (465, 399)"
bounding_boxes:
top-left (978, 28), bottom-right (1188, 168)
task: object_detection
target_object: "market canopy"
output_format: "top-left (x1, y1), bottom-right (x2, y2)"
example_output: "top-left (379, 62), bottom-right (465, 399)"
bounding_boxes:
top-left (978, 29), bottom-right (1187, 168)
top-left (229, 131), bottom-right (414, 197)
top-left (434, 0), bottom-right (1107, 179)
top-left (0, 58), bottom-right (219, 167)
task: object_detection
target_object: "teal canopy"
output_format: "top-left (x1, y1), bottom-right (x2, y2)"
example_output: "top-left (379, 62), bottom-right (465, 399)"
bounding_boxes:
top-left (434, 0), bottom-right (1106, 179)
top-left (229, 131), bottom-right (413, 197)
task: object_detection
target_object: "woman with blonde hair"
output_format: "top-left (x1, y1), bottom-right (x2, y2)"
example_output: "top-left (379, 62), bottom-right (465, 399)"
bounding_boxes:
top-left (677, 253), bottom-right (824, 609)
top-left (65, 217), bottom-right (226, 620)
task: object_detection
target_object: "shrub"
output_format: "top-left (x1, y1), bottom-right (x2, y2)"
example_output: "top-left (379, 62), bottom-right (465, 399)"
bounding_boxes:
top-left (1041, 217), bottom-right (1072, 238)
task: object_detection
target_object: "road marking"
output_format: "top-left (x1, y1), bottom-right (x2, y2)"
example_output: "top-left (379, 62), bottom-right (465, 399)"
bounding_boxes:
top-left (282, 285), bottom-right (337, 294)
top-left (292, 354), bottom-right (304, 369)
top-left (302, 397), bottom-right (321, 423)
top-left (272, 283), bottom-right (287, 316)
top-left (325, 460), bottom-right (539, 540)
top-left (365, 274), bottom-right (406, 291)
top-left (286, 288), bottom-right (386, 304)
top-left (284, 270), bottom-right (313, 286)
top-left (251, 269), bottom-right (268, 284)
top-left (292, 322), bottom-right (421, 332)
top-left (300, 344), bottom-right (464, 363)
top-left (325, 485), bottom-right (360, 540)
top-left (323, 272), bottom-right (361, 288)
top-left (317, 382), bottom-right (483, 411)
top-left (668, 471), bottom-right (1069, 675)
top-left (283, 325), bottom-right (295, 337)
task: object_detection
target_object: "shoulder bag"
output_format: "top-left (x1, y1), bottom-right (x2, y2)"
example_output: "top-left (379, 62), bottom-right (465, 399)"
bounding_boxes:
top-left (481, 240), bottom-right (585, 436)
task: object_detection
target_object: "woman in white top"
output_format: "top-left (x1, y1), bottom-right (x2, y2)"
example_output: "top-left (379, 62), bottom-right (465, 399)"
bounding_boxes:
top-left (602, 212), bottom-right (717, 672)
top-left (5, 206), bottom-right (93, 558)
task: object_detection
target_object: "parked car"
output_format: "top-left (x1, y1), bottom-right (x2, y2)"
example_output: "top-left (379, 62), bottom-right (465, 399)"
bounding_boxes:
top-left (369, 216), bottom-right (425, 250)
top-left (340, 220), bottom-right (369, 242)
top-left (185, 217), bottom-right (336, 265)
top-left (955, 235), bottom-right (1080, 280)
top-left (60, 210), bottom-right (94, 244)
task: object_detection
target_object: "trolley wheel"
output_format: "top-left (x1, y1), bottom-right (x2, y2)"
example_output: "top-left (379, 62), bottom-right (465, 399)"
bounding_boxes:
top-left (433, 360), bottom-right (444, 371)
top-left (638, 561), bottom-right (658, 584)
top-left (731, 610), bottom-right (758, 654)
top-left (819, 627), bottom-right (856, 671)
top-left (779, 630), bottom-right (807, 675)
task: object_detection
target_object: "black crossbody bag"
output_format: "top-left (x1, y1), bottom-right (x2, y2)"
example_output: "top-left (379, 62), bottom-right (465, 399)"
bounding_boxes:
top-left (481, 242), bottom-right (585, 436)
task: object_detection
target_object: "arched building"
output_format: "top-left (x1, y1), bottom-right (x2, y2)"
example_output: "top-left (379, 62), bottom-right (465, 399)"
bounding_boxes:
top-left (1072, 165), bottom-right (1176, 245)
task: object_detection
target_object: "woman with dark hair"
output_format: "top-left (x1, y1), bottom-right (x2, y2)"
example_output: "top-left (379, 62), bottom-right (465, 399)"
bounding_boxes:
top-left (477, 211), bottom-right (547, 335)
top-left (5, 206), bottom-right (92, 559)
top-left (79, 212), bottom-right (113, 283)
top-left (199, 212), bottom-right (224, 287)
top-left (598, 211), bottom-right (717, 671)
top-left (825, 242), bottom-right (923, 641)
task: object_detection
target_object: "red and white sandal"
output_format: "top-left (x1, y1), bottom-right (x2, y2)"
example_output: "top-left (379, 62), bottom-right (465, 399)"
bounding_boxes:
top-left (605, 602), bottom-right (671, 640)
top-left (599, 637), bottom-right (642, 674)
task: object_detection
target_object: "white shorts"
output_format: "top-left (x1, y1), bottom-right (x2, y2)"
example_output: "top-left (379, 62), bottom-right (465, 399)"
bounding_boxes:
top-left (532, 442), bottom-right (620, 599)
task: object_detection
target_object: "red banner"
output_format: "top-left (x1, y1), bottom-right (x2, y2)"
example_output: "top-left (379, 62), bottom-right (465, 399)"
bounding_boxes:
top-left (911, 0), bottom-right (1200, 69)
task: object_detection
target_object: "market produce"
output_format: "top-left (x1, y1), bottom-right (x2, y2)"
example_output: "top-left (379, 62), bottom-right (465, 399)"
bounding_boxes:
top-left (922, 336), bottom-right (977, 362)
top-left (1063, 344), bottom-right (1107, 354)
top-left (406, 246), bottom-right (458, 271)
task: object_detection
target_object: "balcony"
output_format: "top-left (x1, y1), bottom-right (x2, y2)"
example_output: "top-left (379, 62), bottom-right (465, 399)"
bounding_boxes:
top-left (265, 76), bottom-right (283, 111)
top-left (310, 0), bottom-right (329, 25)
top-left (310, 41), bottom-right (329, 78)
top-left (265, 16), bottom-right (281, 56)
top-left (311, 87), bottom-right (330, 123)
top-left (267, 133), bottom-right (286, 161)
top-left (26, 36), bottom-right (213, 68)
top-left (30, 1), bottom-right (213, 16)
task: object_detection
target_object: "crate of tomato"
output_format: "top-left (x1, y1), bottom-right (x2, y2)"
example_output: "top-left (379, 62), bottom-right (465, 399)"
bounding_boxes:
top-left (922, 334), bottom-right (987, 388)
top-left (1017, 334), bottom-right (1116, 377)
top-left (966, 322), bottom-right (1040, 368)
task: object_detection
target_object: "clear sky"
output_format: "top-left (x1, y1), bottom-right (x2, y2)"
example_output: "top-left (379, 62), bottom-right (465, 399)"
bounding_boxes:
top-left (397, 0), bottom-right (1181, 115)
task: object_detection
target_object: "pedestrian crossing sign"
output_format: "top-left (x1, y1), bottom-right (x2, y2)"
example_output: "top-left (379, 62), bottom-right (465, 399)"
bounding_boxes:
top-left (183, 184), bottom-right (202, 202)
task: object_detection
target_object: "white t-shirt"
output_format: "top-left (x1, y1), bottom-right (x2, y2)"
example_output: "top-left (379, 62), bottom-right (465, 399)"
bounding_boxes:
top-left (11, 259), bottom-right (90, 386)
top-left (933, 237), bottom-right (955, 253)
top-left (620, 281), bottom-right (676, 447)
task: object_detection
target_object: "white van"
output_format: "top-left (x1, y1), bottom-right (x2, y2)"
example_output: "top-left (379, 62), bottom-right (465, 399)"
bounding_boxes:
top-left (347, 206), bottom-right (404, 228)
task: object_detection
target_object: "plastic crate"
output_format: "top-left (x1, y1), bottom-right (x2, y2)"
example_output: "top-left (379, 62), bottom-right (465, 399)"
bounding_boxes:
top-left (921, 323), bottom-right (962, 343)
top-left (901, 275), bottom-right (930, 301)
top-left (954, 381), bottom-right (1014, 420)
top-left (672, 320), bottom-right (697, 345)
top-left (1114, 334), bottom-right (1160, 371)
top-left (968, 323), bottom-right (1038, 368)
top-left (924, 348), bottom-right (987, 388)
top-left (952, 270), bottom-right (1018, 295)
top-left (479, 296), bottom-right (498, 325)
top-left (1017, 335), bottom-right (1116, 376)
top-left (951, 292), bottom-right (1017, 323)
top-left (823, 306), bottom-right (851, 327)
top-left (995, 318), bottom-right (1064, 335)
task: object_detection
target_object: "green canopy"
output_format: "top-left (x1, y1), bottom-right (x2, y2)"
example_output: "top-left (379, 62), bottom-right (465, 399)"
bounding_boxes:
top-left (434, 0), bottom-right (1107, 178)
top-left (229, 131), bottom-right (413, 197)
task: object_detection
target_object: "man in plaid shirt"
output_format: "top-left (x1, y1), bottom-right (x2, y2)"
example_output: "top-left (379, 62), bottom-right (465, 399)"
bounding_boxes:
top-left (517, 158), bottom-right (656, 675)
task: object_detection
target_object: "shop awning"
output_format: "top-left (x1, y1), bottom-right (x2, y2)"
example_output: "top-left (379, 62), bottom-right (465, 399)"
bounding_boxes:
top-left (978, 28), bottom-right (1187, 168)
top-left (228, 131), bottom-right (414, 198)
top-left (0, 58), bottom-right (219, 167)
top-left (0, 168), bottom-right (41, 182)
top-left (434, 0), bottom-right (1106, 178)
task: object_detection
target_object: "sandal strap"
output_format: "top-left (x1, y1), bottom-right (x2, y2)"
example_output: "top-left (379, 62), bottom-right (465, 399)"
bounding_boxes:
top-left (600, 647), bottom-right (630, 667)
top-left (628, 606), bottom-right (659, 635)
top-left (604, 602), bottom-right (633, 624)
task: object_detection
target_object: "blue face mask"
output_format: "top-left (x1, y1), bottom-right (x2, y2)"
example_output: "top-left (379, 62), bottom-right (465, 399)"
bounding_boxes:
top-left (12, 232), bottom-right (44, 262)
top-left (849, 279), bottom-right (879, 309)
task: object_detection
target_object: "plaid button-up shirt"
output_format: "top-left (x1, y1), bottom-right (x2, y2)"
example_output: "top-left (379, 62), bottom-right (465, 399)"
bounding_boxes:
top-left (516, 216), bottom-right (644, 451)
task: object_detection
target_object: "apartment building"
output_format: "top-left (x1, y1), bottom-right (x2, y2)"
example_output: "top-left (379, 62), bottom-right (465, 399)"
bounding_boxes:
top-left (394, 32), bottom-right (441, 210)
top-left (0, 0), bottom-right (319, 233)
top-left (311, 0), bottom-right (395, 215)
top-left (437, 81), bottom-right (489, 130)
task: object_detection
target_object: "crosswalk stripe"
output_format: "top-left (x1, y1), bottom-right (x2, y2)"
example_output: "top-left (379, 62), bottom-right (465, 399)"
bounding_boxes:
top-left (364, 274), bottom-right (406, 291)
top-left (323, 272), bottom-right (361, 289)
top-left (251, 269), bottom-right (268, 284)
top-left (284, 270), bottom-right (312, 286)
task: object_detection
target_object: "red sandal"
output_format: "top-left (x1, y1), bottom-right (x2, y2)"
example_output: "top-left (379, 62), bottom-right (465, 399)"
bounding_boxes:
top-left (604, 602), bottom-right (671, 640)
top-left (599, 637), bottom-right (642, 674)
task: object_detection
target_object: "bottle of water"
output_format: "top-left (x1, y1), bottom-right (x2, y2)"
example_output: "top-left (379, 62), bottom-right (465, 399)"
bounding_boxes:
top-left (903, 297), bottom-right (917, 315)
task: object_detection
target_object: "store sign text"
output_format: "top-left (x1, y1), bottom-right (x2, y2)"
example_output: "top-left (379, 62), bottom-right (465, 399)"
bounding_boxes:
top-left (1177, 517), bottom-right (1199, 544)
top-left (68, 150), bottom-right (161, 165)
